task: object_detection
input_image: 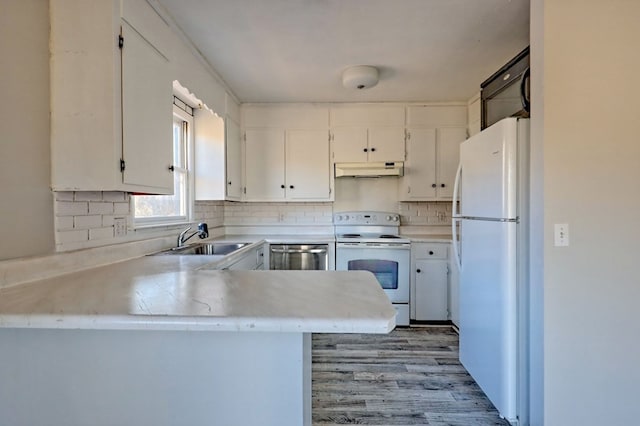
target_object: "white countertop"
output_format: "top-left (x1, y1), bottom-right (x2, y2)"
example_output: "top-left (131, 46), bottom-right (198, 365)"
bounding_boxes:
top-left (402, 234), bottom-right (454, 243)
top-left (0, 255), bottom-right (394, 333)
top-left (210, 234), bottom-right (335, 244)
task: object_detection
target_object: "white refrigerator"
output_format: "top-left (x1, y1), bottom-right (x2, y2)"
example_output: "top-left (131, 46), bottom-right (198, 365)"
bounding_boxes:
top-left (452, 117), bottom-right (529, 425)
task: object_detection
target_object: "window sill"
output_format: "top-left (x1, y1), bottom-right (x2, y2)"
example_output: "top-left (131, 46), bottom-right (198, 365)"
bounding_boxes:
top-left (132, 220), bottom-right (194, 231)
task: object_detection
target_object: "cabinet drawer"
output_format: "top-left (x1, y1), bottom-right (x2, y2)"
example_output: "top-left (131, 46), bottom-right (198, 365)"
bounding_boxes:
top-left (256, 246), bottom-right (265, 267)
top-left (412, 243), bottom-right (448, 259)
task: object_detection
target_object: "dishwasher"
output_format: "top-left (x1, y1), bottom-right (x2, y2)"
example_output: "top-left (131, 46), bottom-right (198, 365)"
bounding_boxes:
top-left (269, 244), bottom-right (329, 270)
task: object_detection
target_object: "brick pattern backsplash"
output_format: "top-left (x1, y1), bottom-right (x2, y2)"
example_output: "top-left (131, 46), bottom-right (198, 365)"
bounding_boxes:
top-left (54, 191), bottom-right (131, 247)
top-left (54, 191), bottom-right (226, 251)
top-left (194, 200), bottom-right (225, 227)
top-left (399, 201), bottom-right (452, 225)
top-left (53, 192), bottom-right (449, 251)
top-left (224, 202), bottom-right (333, 225)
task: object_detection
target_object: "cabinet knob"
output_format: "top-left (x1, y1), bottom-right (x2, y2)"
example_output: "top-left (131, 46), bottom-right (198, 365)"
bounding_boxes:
top-left (168, 165), bottom-right (175, 172)
top-left (431, 183), bottom-right (437, 188)
top-left (228, 181), bottom-right (232, 185)
top-left (363, 148), bottom-right (368, 152)
top-left (371, 147), bottom-right (376, 152)
top-left (429, 251), bottom-right (434, 255)
top-left (416, 269), bottom-right (422, 273)
top-left (280, 185), bottom-right (285, 189)
top-left (441, 183), bottom-right (446, 188)
top-left (289, 185), bottom-right (294, 189)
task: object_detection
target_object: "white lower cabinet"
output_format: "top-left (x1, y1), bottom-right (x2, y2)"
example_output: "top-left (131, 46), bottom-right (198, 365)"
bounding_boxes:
top-left (411, 242), bottom-right (450, 321)
top-left (225, 244), bottom-right (265, 270)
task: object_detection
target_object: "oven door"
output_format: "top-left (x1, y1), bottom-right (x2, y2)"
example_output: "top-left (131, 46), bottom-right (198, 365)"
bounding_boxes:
top-left (336, 243), bottom-right (410, 304)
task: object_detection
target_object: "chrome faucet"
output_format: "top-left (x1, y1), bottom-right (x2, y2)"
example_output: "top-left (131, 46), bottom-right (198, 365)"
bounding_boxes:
top-left (177, 223), bottom-right (209, 247)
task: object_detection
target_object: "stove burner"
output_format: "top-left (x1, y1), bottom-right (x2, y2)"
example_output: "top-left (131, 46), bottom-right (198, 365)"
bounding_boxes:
top-left (341, 233), bottom-right (361, 238)
top-left (380, 234), bottom-right (400, 239)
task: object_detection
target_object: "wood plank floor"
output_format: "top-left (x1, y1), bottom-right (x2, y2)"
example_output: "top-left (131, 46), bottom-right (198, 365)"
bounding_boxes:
top-left (312, 327), bottom-right (510, 426)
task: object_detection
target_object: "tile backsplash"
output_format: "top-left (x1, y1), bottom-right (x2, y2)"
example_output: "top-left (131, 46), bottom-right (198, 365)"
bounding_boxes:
top-left (54, 191), bottom-right (225, 252)
top-left (399, 201), bottom-right (452, 226)
top-left (54, 191), bottom-right (132, 249)
top-left (224, 202), bottom-right (333, 226)
top-left (53, 191), bottom-right (450, 252)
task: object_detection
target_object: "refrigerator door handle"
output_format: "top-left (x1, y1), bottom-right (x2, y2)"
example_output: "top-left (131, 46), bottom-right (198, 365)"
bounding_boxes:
top-left (456, 216), bottom-right (518, 223)
top-left (452, 162), bottom-right (462, 271)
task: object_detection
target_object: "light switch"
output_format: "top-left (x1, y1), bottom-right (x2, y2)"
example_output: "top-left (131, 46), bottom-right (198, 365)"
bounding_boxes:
top-left (554, 224), bottom-right (569, 247)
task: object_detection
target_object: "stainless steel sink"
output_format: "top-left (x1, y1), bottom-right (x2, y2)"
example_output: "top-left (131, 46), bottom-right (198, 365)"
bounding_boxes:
top-left (156, 242), bottom-right (249, 256)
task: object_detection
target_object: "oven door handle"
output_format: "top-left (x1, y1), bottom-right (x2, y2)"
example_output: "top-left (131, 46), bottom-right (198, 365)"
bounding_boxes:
top-left (337, 243), bottom-right (410, 249)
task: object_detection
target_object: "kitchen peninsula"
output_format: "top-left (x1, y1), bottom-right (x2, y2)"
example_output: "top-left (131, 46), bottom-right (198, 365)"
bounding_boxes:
top-left (0, 255), bottom-right (395, 426)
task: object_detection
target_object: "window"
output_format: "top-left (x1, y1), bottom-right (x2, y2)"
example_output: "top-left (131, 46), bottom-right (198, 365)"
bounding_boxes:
top-left (133, 102), bottom-right (193, 225)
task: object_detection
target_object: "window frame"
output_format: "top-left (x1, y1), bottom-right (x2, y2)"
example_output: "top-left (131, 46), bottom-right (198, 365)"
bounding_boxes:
top-left (132, 104), bottom-right (195, 228)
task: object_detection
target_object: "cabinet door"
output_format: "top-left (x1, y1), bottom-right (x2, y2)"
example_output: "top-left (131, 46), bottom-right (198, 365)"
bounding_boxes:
top-left (414, 259), bottom-right (449, 321)
top-left (436, 127), bottom-right (467, 199)
top-left (244, 129), bottom-right (285, 200)
top-left (286, 130), bottom-right (331, 200)
top-left (402, 128), bottom-right (437, 199)
top-left (449, 249), bottom-right (460, 327)
top-left (226, 118), bottom-right (243, 200)
top-left (121, 22), bottom-right (173, 193)
top-left (332, 127), bottom-right (367, 162)
top-left (368, 127), bottom-right (405, 162)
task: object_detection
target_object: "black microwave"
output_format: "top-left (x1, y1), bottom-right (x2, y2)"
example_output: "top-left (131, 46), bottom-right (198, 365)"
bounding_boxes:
top-left (481, 46), bottom-right (530, 130)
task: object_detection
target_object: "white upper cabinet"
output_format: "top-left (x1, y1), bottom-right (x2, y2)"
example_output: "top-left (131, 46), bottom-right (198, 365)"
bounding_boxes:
top-left (330, 105), bottom-right (406, 163)
top-left (194, 108), bottom-right (226, 201)
top-left (331, 127), bottom-right (368, 162)
top-left (402, 128), bottom-right (437, 199)
top-left (437, 128), bottom-right (467, 198)
top-left (225, 117), bottom-right (243, 200)
top-left (367, 127), bottom-right (406, 162)
top-left (401, 106), bottom-right (467, 201)
top-left (244, 129), bottom-right (286, 201)
top-left (121, 21), bottom-right (172, 191)
top-left (286, 130), bottom-right (331, 200)
top-left (50, 0), bottom-right (174, 194)
top-left (332, 127), bottom-right (405, 163)
top-left (241, 105), bottom-right (332, 202)
top-left (244, 128), bottom-right (331, 201)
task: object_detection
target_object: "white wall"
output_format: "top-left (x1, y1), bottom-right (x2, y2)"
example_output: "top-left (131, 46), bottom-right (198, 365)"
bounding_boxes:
top-left (467, 92), bottom-right (481, 137)
top-left (540, 1), bottom-right (640, 424)
top-left (0, 0), bottom-right (55, 260)
top-left (334, 178), bottom-right (399, 212)
top-left (528, 0), bottom-right (544, 424)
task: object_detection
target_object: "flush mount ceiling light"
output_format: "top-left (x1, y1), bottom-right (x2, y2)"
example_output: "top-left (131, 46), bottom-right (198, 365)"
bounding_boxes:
top-left (342, 65), bottom-right (379, 90)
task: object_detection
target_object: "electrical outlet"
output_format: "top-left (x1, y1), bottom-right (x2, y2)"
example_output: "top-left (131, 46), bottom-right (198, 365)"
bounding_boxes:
top-left (114, 218), bottom-right (127, 237)
top-left (554, 223), bottom-right (569, 247)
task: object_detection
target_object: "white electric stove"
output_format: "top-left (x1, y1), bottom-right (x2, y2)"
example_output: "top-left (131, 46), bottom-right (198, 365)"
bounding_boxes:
top-left (334, 211), bottom-right (410, 326)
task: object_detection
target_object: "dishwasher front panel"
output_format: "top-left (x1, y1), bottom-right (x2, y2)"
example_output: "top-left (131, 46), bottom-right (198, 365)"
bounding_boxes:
top-left (269, 244), bottom-right (329, 270)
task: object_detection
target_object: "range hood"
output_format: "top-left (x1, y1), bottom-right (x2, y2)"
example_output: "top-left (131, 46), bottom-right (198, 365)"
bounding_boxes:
top-left (335, 162), bottom-right (404, 178)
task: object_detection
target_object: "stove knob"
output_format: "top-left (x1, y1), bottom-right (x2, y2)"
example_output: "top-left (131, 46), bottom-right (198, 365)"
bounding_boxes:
top-left (386, 215), bottom-right (392, 221)
top-left (344, 215), bottom-right (350, 221)
top-left (335, 215), bottom-right (342, 221)
top-left (392, 216), bottom-right (399, 222)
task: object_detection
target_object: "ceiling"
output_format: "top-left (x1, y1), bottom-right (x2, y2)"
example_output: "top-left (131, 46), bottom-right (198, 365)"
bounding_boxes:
top-left (156, 0), bottom-right (530, 104)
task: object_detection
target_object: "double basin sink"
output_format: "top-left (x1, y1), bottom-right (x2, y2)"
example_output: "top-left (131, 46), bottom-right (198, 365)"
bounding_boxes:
top-left (155, 242), bottom-right (249, 256)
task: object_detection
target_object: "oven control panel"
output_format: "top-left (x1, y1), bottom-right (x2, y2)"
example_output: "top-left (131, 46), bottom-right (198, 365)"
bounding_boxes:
top-left (334, 211), bottom-right (400, 225)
